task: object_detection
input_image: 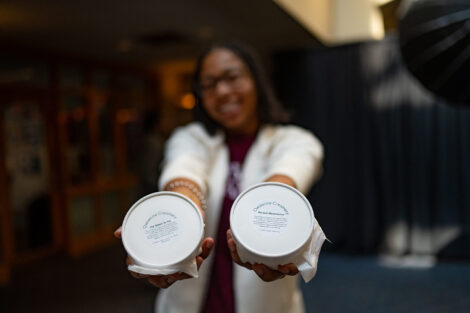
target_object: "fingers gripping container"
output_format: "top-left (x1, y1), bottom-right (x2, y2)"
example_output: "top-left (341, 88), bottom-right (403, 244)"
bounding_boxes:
top-left (121, 192), bottom-right (204, 277)
top-left (230, 182), bottom-right (326, 282)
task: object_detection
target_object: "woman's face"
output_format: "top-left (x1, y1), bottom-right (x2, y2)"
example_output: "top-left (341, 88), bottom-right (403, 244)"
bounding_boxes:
top-left (199, 48), bottom-right (259, 136)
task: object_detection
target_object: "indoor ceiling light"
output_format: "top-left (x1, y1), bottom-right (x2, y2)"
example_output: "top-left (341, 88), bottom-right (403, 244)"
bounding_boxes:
top-left (273, 0), bottom-right (390, 45)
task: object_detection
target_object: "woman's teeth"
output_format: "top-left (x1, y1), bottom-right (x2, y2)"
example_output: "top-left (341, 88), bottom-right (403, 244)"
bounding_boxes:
top-left (220, 103), bottom-right (240, 113)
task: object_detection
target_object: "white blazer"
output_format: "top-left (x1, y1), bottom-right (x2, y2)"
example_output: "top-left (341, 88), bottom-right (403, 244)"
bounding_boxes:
top-left (157, 122), bottom-right (324, 313)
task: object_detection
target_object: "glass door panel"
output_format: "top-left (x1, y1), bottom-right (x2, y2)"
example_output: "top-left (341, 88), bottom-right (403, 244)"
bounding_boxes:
top-left (2, 99), bottom-right (53, 255)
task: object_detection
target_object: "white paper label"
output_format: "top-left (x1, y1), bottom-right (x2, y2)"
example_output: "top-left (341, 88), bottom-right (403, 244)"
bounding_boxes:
top-left (250, 201), bottom-right (289, 235)
top-left (142, 211), bottom-right (179, 246)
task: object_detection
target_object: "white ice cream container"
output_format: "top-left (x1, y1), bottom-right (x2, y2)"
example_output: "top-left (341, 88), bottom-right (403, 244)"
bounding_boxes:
top-left (230, 182), bottom-right (315, 270)
top-left (121, 191), bottom-right (204, 276)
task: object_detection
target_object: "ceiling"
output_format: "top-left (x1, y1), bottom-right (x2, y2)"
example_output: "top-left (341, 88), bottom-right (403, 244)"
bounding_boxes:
top-left (0, 0), bottom-right (322, 67)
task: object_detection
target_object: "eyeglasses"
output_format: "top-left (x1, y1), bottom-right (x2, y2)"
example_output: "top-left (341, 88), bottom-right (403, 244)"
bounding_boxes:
top-left (199, 69), bottom-right (248, 94)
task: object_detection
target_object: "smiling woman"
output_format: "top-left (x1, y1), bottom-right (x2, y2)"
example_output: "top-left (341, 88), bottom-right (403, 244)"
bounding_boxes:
top-left (117, 41), bottom-right (325, 313)
top-left (199, 48), bottom-right (259, 136)
top-left (192, 42), bottom-right (290, 136)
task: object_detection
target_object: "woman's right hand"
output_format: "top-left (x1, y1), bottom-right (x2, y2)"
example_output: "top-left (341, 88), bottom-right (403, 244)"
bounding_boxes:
top-left (114, 227), bottom-right (214, 289)
top-left (226, 229), bottom-right (298, 282)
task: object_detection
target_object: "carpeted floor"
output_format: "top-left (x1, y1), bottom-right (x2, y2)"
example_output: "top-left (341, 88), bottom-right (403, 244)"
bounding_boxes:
top-left (301, 254), bottom-right (470, 313)
top-left (1, 244), bottom-right (469, 313)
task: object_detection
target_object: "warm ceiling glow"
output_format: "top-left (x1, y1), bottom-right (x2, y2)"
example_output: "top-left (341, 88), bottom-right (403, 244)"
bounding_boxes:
top-left (273, 0), bottom-right (389, 45)
top-left (180, 93), bottom-right (195, 110)
top-left (370, 0), bottom-right (395, 5)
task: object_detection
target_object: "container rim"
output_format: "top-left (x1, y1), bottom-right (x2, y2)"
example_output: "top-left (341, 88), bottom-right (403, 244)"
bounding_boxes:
top-left (230, 182), bottom-right (314, 258)
top-left (121, 191), bottom-right (204, 268)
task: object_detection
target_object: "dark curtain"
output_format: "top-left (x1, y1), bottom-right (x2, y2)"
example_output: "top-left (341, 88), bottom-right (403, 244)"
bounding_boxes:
top-left (273, 36), bottom-right (470, 257)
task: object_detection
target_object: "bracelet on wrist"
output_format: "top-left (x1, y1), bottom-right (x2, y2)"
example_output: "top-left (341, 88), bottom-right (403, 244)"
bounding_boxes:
top-left (167, 180), bottom-right (207, 211)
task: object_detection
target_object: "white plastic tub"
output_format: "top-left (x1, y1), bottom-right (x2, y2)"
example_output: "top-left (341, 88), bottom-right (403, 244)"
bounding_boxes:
top-left (121, 191), bottom-right (204, 276)
top-left (230, 182), bottom-right (321, 280)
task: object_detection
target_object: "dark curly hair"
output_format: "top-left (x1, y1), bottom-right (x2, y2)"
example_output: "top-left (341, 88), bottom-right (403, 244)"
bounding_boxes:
top-left (192, 41), bottom-right (289, 135)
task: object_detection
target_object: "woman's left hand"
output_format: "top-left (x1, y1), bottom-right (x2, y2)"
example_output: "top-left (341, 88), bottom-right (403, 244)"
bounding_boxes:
top-left (226, 229), bottom-right (299, 282)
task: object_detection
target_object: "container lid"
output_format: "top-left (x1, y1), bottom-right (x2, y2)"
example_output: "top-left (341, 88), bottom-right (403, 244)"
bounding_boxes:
top-left (122, 192), bottom-right (204, 268)
top-left (230, 182), bottom-right (314, 257)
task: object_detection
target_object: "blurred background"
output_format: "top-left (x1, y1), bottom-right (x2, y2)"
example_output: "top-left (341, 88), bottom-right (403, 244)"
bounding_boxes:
top-left (0, 0), bottom-right (469, 312)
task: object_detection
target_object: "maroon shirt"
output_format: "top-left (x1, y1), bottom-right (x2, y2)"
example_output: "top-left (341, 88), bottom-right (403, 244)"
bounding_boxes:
top-left (202, 133), bottom-right (257, 313)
